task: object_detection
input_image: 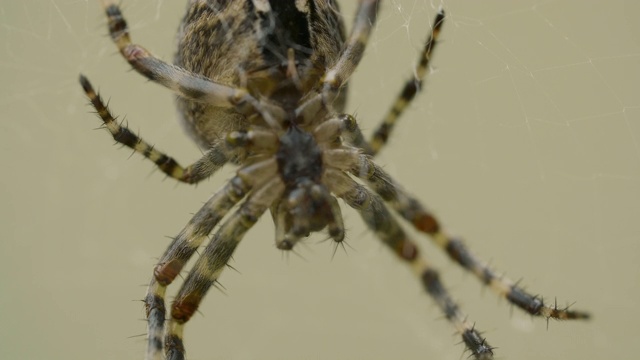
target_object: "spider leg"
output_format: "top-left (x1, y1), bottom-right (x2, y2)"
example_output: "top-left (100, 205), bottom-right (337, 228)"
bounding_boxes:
top-left (313, 114), bottom-right (373, 154)
top-left (98, 1), bottom-right (281, 125)
top-left (351, 154), bottom-right (590, 321)
top-left (144, 178), bottom-right (250, 360)
top-left (99, 0), bottom-right (242, 106)
top-left (80, 75), bottom-right (232, 184)
top-left (165, 177), bottom-right (286, 360)
top-left (325, 195), bottom-right (346, 244)
top-left (322, 0), bottom-right (380, 107)
top-left (272, 200), bottom-right (303, 250)
top-left (144, 158), bottom-right (279, 360)
top-left (368, 8), bottom-right (445, 155)
top-left (324, 169), bottom-right (494, 360)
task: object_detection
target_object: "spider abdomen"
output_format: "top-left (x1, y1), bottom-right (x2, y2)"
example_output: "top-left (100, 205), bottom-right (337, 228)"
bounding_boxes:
top-left (174, 0), bottom-right (347, 148)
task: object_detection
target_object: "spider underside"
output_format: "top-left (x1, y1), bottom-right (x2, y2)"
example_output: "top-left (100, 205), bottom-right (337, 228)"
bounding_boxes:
top-left (80, 1), bottom-right (589, 359)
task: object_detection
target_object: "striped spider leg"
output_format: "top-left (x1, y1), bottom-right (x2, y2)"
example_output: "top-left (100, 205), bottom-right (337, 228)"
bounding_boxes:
top-left (80, 1), bottom-right (590, 359)
top-left (316, 2), bottom-right (445, 156)
top-left (79, 75), bottom-right (238, 184)
top-left (320, 117), bottom-right (590, 359)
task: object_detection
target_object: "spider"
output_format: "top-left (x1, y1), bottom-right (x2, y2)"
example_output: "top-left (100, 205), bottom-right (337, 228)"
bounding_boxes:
top-left (80, 1), bottom-right (589, 359)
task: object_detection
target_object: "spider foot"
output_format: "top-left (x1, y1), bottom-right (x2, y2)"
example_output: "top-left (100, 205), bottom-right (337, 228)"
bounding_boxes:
top-left (462, 327), bottom-right (495, 360)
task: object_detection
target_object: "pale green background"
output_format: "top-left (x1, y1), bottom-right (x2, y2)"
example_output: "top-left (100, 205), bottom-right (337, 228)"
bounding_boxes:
top-left (1, 1), bottom-right (638, 359)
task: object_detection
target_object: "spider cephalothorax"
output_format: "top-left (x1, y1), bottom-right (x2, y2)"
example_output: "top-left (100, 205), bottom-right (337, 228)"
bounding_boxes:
top-left (80, 1), bottom-right (589, 359)
top-left (273, 123), bottom-right (333, 245)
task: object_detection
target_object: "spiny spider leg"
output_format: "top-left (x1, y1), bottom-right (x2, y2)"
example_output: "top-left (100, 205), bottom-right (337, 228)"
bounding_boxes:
top-left (322, 0), bottom-right (380, 106)
top-left (351, 152), bottom-right (590, 321)
top-left (144, 177), bottom-right (250, 360)
top-left (79, 75), bottom-right (232, 184)
top-left (272, 200), bottom-right (303, 250)
top-left (144, 157), bottom-right (280, 360)
top-left (323, 7), bottom-right (444, 156)
top-left (369, 7), bottom-right (445, 155)
top-left (325, 195), bottom-right (346, 244)
top-left (99, 0), bottom-right (280, 125)
top-left (296, 0), bottom-right (378, 123)
top-left (323, 169), bottom-right (494, 360)
top-left (164, 177), bottom-right (286, 360)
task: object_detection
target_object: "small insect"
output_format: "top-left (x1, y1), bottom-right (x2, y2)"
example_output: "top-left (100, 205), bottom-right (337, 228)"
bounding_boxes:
top-left (80, 1), bottom-right (590, 359)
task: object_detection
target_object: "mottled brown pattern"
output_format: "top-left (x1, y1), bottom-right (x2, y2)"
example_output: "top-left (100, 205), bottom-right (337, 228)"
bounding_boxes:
top-left (174, 0), bottom-right (347, 148)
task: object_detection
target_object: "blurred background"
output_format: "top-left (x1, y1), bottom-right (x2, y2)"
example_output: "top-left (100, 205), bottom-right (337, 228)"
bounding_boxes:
top-left (1, 1), bottom-right (638, 359)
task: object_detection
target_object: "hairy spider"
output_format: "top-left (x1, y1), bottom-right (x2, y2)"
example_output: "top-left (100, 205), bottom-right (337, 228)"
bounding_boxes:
top-left (80, 1), bottom-right (589, 359)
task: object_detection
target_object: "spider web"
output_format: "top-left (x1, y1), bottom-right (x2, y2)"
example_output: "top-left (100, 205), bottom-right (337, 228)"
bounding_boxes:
top-left (0, 1), bottom-right (637, 360)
